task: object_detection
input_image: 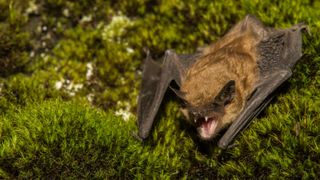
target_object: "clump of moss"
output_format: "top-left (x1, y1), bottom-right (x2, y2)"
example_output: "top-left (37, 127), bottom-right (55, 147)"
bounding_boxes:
top-left (0, 0), bottom-right (32, 77)
top-left (0, 26), bottom-right (31, 77)
top-left (1, 0), bottom-right (320, 179)
top-left (0, 99), bottom-right (132, 178)
top-left (0, 100), bottom-right (197, 178)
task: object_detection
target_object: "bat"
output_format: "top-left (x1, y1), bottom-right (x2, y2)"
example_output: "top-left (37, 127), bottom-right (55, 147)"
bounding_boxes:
top-left (136, 15), bottom-right (307, 149)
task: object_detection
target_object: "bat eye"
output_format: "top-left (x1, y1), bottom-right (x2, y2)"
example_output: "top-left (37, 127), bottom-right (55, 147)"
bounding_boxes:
top-left (224, 99), bottom-right (233, 106)
top-left (215, 80), bottom-right (235, 106)
top-left (181, 100), bottom-right (189, 108)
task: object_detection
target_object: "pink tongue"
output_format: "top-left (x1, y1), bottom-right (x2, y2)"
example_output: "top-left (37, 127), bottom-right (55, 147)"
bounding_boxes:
top-left (203, 120), bottom-right (212, 131)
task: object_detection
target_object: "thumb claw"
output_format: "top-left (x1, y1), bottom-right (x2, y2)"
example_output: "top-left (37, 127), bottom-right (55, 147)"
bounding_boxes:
top-left (131, 131), bottom-right (144, 142)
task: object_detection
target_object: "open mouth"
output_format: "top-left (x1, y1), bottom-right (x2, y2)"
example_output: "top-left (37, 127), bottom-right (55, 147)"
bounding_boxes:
top-left (195, 116), bottom-right (219, 140)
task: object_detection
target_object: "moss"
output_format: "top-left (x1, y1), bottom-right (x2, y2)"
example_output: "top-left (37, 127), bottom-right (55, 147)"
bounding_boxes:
top-left (0, 27), bottom-right (30, 77)
top-left (0, 0), bottom-right (320, 178)
top-left (0, 1), bottom-right (30, 62)
top-left (0, 100), bottom-right (196, 178)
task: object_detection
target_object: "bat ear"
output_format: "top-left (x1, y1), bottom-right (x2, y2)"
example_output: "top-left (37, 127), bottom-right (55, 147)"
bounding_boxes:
top-left (215, 80), bottom-right (236, 106)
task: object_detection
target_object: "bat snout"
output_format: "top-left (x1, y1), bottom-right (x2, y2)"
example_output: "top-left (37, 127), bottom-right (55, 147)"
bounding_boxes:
top-left (193, 114), bottom-right (221, 140)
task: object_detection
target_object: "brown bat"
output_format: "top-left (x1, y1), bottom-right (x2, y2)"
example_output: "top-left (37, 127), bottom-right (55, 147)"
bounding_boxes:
top-left (136, 15), bottom-right (307, 148)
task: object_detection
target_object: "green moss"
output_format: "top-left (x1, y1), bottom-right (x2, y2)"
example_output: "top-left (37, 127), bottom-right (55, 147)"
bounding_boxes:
top-left (0, 100), bottom-right (196, 178)
top-left (0, 0), bottom-right (320, 178)
top-left (0, 26), bottom-right (31, 77)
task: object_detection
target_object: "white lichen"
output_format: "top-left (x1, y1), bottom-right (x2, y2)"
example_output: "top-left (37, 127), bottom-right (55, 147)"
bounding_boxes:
top-left (126, 47), bottom-right (134, 54)
top-left (55, 80), bottom-right (63, 90)
top-left (63, 8), bottom-right (70, 17)
top-left (29, 51), bottom-right (35, 58)
top-left (42, 25), bottom-right (48, 32)
top-left (41, 41), bottom-right (47, 47)
top-left (119, 77), bottom-right (126, 85)
top-left (101, 14), bottom-right (133, 42)
top-left (86, 93), bottom-right (94, 103)
top-left (80, 15), bottom-right (92, 24)
top-left (86, 62), bottom-right (94, 80)
top-left (26, 0), bottom-right (39, 15)
top-left (54, 78), bottom-right (83, 96)
top-left (0, 83), bottom-right (3, 94)
top-left (115, 109), bottom-right (132, 121)
top-left (115, 101), bottom-right (133, 121)
top-left (137, 69), bottom-right (142, 76)
top-left (73, 84), bottom-right (83, 92)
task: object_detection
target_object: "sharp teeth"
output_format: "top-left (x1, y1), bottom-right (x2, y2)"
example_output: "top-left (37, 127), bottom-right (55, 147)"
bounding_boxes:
top-left (205, 117), bottom-right (208, 122)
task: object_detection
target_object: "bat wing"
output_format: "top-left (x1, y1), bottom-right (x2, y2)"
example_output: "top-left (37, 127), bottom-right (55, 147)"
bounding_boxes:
top-left (218, 19), bottom-right (308, 149)
top-left (137, 49), bottom-right (200, 140)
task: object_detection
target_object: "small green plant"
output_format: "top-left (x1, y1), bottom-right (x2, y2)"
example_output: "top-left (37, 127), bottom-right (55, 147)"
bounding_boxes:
top-left (0, 100), bottom-right (197, 178)
top-left (0, 0), bottom-right (320, 178)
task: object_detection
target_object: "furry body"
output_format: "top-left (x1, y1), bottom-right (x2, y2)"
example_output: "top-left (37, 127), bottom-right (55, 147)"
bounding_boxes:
top-left (180, 27), bottom-right (261, 137)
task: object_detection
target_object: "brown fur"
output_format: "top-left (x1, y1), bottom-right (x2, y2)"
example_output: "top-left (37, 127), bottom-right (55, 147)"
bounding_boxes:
top-left (180, 26), bottom-right (261, 128)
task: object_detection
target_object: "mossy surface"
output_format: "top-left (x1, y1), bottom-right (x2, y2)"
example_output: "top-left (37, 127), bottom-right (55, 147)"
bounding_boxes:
top-left (0, 100), bottom-right (196, 178)
top-left (0, 0), bottom-right (320, 178)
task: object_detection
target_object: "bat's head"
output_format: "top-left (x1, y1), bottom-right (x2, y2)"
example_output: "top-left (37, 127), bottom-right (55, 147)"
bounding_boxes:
top-left (176, 80), bottom-right (236, 140)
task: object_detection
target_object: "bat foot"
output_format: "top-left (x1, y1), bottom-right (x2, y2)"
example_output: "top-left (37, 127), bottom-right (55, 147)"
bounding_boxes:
top-left (226, 142), bottom-right (237, 149)
top-left (143, 47), bottom-right (150, 55)
top-left (292, 23), bottom-right (310, 35)
top-left (218, 142), bottom-right (238, 149)
top-left (164, 49), bottom-right (176, 57)
top-left (131, 131), bottom-right (144, 142)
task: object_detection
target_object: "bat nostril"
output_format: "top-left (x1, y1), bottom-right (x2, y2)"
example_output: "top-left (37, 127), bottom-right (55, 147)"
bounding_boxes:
top-left (198, 117), bottom-right (205, 121)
